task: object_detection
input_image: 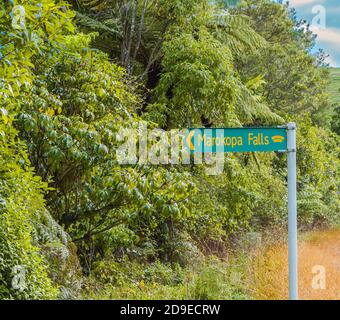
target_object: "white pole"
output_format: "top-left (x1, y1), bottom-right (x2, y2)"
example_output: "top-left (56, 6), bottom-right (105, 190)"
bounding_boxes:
top-left (287, 122), bottom-right (298, 300)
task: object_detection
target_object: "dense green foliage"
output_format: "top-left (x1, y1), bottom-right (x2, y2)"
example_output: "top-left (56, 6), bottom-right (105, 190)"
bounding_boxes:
top-left (232, 0), bottom-right (332, 127)
top-left (83, 256), bottom-right (250, 300)
top-left (328, 68), bottom-right (340, 105)
top-left (0, 0), bottom-right (74, 298)
top-left (0, 0), bottom-right (339, 299)
top-left (328, 68), bottom-right (340, 134)
top-left (0, 124), bottom-right (59, 299)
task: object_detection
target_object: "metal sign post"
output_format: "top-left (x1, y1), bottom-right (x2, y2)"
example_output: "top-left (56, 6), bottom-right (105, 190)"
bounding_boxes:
top-left (185, 123), bottom-right (298, 300)
top-left (287, 122), bottom-right (298, 300)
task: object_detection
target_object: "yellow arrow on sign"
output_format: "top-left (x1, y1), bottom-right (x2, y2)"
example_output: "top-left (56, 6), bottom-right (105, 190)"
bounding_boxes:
top-left (186, 130), bottom-right (195, 151)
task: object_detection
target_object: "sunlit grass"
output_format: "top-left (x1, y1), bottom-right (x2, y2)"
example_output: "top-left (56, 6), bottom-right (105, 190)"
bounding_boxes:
top-left (251, 229), bottom-right (340, 300)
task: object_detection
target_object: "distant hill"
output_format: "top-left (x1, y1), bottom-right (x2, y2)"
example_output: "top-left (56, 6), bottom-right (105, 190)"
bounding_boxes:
top-left (328, 68), bottom-right (340, 105)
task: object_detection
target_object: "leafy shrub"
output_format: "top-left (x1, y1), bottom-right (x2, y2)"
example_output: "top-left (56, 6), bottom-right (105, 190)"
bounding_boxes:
top-left (13, 33), bottom-right (198, 270)
top-left (0, 0), bottom-right (80, 299)
top-left (83, 255), bottom-right (250, 300)
top-left (296, 117), bottom-right (340, 227)
top-left (0, 125), bottom-right (58, 299)
top-left (186, 256), bottom-right (249, 300)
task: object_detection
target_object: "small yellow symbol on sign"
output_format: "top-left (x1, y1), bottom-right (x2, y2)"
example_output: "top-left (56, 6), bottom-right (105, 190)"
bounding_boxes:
top-left (272, 135), bottom-right (285, 143)
top-left (186, 130), bottom-right (195, 150)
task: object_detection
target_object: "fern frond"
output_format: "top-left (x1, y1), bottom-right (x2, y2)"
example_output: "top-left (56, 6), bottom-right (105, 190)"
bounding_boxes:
top-left (233, 77), bottom-right (284, 124)
top-left (77, 0), bottom-right (113, 12)
top-left (75, 12), bottom-right (121, 35)
top-left (209, 12), bottom-right (267, 54)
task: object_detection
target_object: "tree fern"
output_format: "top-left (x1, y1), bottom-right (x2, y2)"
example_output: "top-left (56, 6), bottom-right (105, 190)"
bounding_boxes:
top-left (209, 12), bottom-right (267, 55)
top-left (234, 76), bottom-right (284, 125)
top-left (75, 12), bottom-right (121, 35)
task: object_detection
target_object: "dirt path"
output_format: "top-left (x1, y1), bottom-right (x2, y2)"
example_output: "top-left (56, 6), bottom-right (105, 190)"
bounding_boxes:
top-left (252, 229), bottom-right (340, 300)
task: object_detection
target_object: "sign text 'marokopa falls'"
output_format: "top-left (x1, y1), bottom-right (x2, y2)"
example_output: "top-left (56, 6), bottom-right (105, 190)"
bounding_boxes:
top-left (116, 125), bottom-right (288, 175)
top-left (186, 128), bottom-right (287, 153)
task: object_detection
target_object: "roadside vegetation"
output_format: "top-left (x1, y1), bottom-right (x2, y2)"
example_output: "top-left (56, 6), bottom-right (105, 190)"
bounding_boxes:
top-left (328, 68), bottom-right (340, 134)
top-left (252, 229), bottom-right (340, 300)
top-left (0, 0), bottom-right (339, 299)
top-left (328, 68), bottom-right (340, 105)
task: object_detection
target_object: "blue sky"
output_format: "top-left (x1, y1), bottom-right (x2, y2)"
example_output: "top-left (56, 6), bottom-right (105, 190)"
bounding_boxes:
top-left (286, 0), bottom-right (340, 67)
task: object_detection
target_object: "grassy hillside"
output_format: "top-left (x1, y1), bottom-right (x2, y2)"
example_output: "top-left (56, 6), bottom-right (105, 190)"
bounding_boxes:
top-left (328, 68), bottom-right (340, 105)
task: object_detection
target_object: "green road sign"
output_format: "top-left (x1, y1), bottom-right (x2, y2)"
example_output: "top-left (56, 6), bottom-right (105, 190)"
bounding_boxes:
top-left (185, 123), bottom-right (298, 300)
top-left (185, 127), bottom-right (287, 153)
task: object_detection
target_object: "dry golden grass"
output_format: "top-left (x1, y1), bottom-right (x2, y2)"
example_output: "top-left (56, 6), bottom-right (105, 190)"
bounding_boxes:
top-left (251, 229), bottom-right (340, 300)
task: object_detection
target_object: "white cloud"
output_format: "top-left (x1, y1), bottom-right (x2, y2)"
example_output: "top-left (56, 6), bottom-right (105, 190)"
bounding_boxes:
top-left (310, 26), bottom-right (340, 53)
top-left (288, 0), bottom-right (322, 7)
